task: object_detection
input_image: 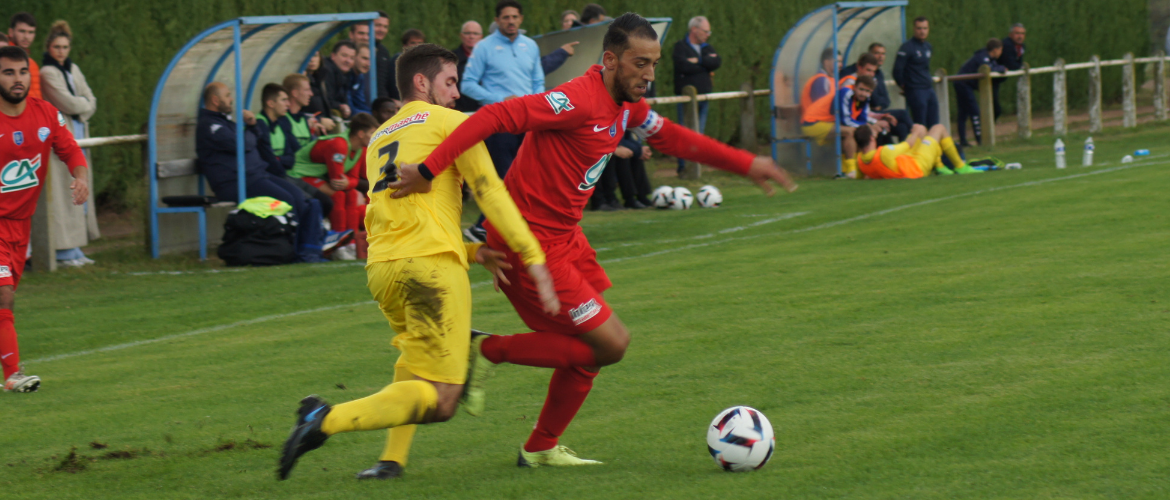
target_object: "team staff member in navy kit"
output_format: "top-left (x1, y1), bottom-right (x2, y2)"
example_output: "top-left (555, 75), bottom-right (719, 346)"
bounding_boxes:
top-left (672, 15), bottom-right (720, 174)
top-left (893, 16), bottom-right (938, 127)
top-left (994, 23), bottom-right (1026, 120)
top-left (953, 39), bottom-right (1005, 147)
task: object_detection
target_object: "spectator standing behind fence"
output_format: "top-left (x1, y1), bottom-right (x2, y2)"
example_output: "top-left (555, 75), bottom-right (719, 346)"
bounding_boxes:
top-left (349, 46), bottom-right (373, 115)
top-left (195, 82), bottom-right (340, 263)
top-left (580, 4), bottom-right (608, 24)
top-left (39, 21), bottom-right (99, 267)
top-left (673, 16), bottom-right (720, 174)
top-left (385, 29), bottom-right (427, 102)
top-left (453, 21), bottom-right (483, 112)
top-left (317, 41), bottom-right (356, 119)
top-left (8, 13), bottom-right (39, 99)
top-left (994, 23), bottom-right (1026, 120)
top-left (894, 16), bottom-right (939, 127)
top-left (954, 39), bottom-right (1005, 147)
top-left (561, 10), bottom-right (579, 30)
top-left (460, 0), bottom-right (543, 243)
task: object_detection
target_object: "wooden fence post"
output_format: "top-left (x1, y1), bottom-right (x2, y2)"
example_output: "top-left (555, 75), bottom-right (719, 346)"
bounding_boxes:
top-left (1155, 52), bottom-right (1167, 121)
top-left (1122, 52), bottom-right (1136, 128)
top-left (681, 85), bottom-right (701, 180)
top-left (1017, 62), bottom-right (1032, 139)
top-left (1053, 58), bottom-right (1067, 137)
top-left (933, 68), bottom-right (950, 130)
top-left (1088, 55), bottom-right (1103, 133)
top-left (739, 81), bottom-right (758, 153)
top-left (978, 64), bottom-right (995, 147)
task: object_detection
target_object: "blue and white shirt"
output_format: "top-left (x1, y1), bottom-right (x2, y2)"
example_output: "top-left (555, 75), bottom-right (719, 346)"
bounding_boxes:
top-left (461, 31), bottom-right (545, 105)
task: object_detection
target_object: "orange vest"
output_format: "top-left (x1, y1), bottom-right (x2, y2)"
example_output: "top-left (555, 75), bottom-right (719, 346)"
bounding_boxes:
top-left (800, 72), bottom-right (835, 125)
top-left (27, 58), bottom-right (41, 100)
top-left (838, 74), bottom-right (856, 88)
top-left (857, 147), bottom-right (926, 179)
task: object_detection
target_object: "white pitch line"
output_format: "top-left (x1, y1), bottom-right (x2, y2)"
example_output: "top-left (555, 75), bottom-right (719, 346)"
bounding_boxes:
top-left (31, 160), bottom-right (1157, 364)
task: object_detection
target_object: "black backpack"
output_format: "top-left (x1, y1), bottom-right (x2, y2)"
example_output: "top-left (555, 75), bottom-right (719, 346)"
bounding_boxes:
top-left (217, 209), bottom-right (298, 266)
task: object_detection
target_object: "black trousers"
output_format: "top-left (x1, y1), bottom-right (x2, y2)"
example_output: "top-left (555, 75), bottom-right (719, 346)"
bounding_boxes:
top-left (953, 83), bottom-right (981, 145)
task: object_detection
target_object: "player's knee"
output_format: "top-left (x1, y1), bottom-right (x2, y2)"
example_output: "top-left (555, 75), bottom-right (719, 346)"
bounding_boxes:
top-left (911, 124), bottom-right (927, 135)
top-left (429, 394), bottom-right (459, 423)
top-left (0, 286), bottom-right (14, 310)
top-left (593, 324), bottom-right (630, 366)
top-left (929, 124), bottom-right (947, 135)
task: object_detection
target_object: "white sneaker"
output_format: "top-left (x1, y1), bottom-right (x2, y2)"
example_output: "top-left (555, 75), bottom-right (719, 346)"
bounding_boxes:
top-left (78, 255), bottom-right (96, 265)
top-left (58, 258), bottom-right (86, 268)
top-left (5, 367), bottom-right (40, 393)
top-left (331, 243), bottom-right (357, 261)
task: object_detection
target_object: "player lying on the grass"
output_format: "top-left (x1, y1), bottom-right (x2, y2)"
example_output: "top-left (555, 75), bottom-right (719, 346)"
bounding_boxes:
top-left (386, 12), bottom-right (797, 468)
top-left (287, 113), bottom-right (378, 235)
top-left (854, 122), bottom-right (981, 179)
top-left (278, 43), bottom-right (558, 481)
top-left (0, 46), bottom-right (89, 393)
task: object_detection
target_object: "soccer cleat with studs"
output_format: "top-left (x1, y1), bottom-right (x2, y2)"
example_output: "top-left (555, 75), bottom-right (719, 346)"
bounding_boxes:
top-left (4, 367), bottom-right (40, 393)
top-left (355, 460), bottom-right (403, 480)
top-left (459, 330), bottom-right (495, 416)
top-left (517, 445), bottom-right (602, 468)
top-left (277, 395), bottom-right (331, 480)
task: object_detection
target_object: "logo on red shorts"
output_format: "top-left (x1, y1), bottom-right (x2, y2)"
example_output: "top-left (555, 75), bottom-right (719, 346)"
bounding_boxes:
top-left (0, 266), bottom-right (11, 278)
top-left (569, 298), bottom-right (601, 326)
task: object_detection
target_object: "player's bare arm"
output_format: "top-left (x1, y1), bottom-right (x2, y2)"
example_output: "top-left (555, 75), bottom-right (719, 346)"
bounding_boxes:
top-left (387, 162), bottom-right (430, 198)
top-left (70, 166), bottom-right (90, 205)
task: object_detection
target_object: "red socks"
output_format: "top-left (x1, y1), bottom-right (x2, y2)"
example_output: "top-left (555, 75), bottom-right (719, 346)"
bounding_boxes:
top-left (480, 332), bottom-right (597, 369)
top-left (328, 190), bottom-right (360, 232)
top-left (0, 309), bottom-right (18, 379)
top-left (524, 367), bottom-right (597, 452)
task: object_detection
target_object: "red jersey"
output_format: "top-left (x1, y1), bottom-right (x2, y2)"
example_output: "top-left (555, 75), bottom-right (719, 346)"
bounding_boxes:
top-left (0, 97), bottom-right (86, 220)
top-left (310, 137), bottom-right (364, 190)
top-left (422, 65), bottom-right (754, 243)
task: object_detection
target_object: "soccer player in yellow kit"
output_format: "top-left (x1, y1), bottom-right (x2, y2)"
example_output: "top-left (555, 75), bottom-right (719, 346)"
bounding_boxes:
top-left (854, 122), bottom-right (980, 179)
top-left (278, 44), bottom-right (559, 481)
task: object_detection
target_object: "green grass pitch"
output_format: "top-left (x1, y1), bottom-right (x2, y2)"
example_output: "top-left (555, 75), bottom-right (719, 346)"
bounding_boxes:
top-left (3, 126), bottom-right (1168, 499)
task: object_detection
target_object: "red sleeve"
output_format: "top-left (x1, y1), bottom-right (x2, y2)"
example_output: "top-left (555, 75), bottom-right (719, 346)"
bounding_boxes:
top-left (422, 88), bottom-right (585, 176)
top-left (312, 137), bottom-right (348, 179)
top-left (49, 107), bottom-right (87, 175)
top-left (632, 104), bottom-right (754, 175)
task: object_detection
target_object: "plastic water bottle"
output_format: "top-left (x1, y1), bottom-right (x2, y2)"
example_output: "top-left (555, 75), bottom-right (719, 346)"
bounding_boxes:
top-left (1082, 137), bottom-right (1094, 167)
top-left (1054, 138), bottom-right (1066, 169)
top-left (1134, 149), bottom-right (1150, 156)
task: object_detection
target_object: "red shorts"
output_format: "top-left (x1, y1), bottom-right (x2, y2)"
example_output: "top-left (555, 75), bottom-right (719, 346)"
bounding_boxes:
top-left (301, 176), bottom-right (327, 189)
top-left (485, 224), bottom-right (613, 335)
top-left (0, 219), bottom-right (31, 289)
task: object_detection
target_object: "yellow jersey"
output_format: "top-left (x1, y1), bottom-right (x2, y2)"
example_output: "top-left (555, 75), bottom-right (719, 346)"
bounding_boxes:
top-left (364, 100), bottom-right (545, 268)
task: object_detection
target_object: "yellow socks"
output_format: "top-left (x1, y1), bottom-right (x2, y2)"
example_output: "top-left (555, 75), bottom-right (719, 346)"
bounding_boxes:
top-left (321, 380), bottom-right (438, 435)
top-left (940, 137), bottom-right (965, 169)
top-left (842, 158), bottom-right (858, 177)
top-left (379, 364), bottom-right (419, 464)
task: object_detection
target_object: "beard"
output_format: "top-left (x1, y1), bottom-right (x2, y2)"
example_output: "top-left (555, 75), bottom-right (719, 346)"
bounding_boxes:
top-left (612, 68), bottom-right (641, 103)
top-left (0, 84), bottom-right (27, 104)
top-left (429, 88), bottom-right (454, 109)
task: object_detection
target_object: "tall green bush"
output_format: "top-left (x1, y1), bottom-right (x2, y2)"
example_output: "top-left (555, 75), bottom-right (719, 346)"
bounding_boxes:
top-left (8, 0), bottom-right (1148, 204)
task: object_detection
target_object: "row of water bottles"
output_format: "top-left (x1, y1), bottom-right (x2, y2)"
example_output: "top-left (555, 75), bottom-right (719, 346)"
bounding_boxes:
top-left (1053, 137), bottom-right (1094, 169)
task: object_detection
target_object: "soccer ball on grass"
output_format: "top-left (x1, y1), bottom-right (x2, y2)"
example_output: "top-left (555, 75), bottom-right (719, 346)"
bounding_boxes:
top-left (670, 187), bottom-right (694, 210)
top-left (651, 185), bottom-right (674, 209)
top-left (706, 406), bottom-right (775, 471)
top-left (696, 185), bottom-right (722, 208)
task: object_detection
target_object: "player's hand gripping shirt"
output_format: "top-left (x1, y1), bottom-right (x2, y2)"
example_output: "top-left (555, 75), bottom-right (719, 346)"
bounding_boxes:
top-left (421, 65), bottom-right (755, 243)
top-left (364, 100), bottom-right (544, 267)
top-left (0, 97), bottom-right (87, 220)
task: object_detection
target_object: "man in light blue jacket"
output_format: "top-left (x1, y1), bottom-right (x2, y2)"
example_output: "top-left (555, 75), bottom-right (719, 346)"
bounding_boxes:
top-left (459, 0), bottom-right (544, 242)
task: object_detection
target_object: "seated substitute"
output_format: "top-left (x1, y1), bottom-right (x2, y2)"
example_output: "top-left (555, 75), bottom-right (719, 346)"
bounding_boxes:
top-left (278, 43), bottom-right (556, 482)
top-left (287, 113), bottom-right (379, 235)
top-left (801, 48), bottom-right (859, 176)
top-left (838, 75), bottom-right (899, 166)
top-left (196, 82), bottom-right (346, 262)
top-left (854, 122), bottom-right (980, 179)
top-left (254, 83), bottom-right (333, 217)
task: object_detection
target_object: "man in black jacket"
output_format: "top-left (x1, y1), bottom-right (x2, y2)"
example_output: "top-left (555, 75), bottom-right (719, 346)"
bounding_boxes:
top-left (453, 20), bottom-right (483, 112)
top-left (994, 23), bottom-right (1026, 120)
top-left (672, 15), bottom-right (721, 173)
top-left (372, 12), bottom-right (393, 104)
top-left (955, 39), bottom-right (1005, 146)
top-left (893, 16), bottom-right (938, 127)
top-left (195, 82), bottom-right (338, 262)
top-left (315, 41), bottom-right (356, 119)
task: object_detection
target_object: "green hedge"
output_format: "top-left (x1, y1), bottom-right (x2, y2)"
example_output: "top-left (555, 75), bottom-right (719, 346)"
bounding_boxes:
top-left (8, 0), bottom-right (1149, 204)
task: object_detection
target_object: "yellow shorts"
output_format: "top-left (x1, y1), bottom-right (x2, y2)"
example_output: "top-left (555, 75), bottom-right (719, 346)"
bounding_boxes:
top-left (366, 252), bottom-right (471, 385)
top-left (801, 121), bottom-right (836, 146)
top-left (908, 138), bottom-right (942, 171)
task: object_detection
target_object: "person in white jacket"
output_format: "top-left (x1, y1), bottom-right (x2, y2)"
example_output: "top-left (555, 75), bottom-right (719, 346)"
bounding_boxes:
top-left (39, 20), bottom-right (99, 266)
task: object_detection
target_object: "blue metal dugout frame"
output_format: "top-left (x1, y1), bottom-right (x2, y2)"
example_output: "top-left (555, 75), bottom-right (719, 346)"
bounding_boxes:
top-left (148, 13), bottom-right (380, 259)
top-left (770, 1), bottom-right (907, 175)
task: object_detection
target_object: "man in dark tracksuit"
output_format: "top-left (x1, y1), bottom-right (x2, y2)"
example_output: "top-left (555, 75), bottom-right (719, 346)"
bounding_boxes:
top-left (315, 41), bottom-right (356, 118)
top-left (995, 23), bottom-right (1027, 120)
top-left (195, 83), bottom-right (327, 262)
top-left (893, 17), bottom-right (938, 127)
top-left (954, 39), bottom-right (1006, 146)
top-left (673, 15), bottom-right (721, 173)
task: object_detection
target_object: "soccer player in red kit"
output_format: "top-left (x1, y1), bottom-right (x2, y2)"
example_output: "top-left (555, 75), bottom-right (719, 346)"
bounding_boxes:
top-left (389, 13), bottom-right (796, 466)
top-left (0, 46), bottom-right (89, 393)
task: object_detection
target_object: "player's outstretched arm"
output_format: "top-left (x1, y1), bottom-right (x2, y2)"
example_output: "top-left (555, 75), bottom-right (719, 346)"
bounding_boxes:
top-left (387, 162), bottom-right (431, 198)
top-left (70, 166), bottom-right (90, 205)
top-left (746, 156), bottom-right (798, 196)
